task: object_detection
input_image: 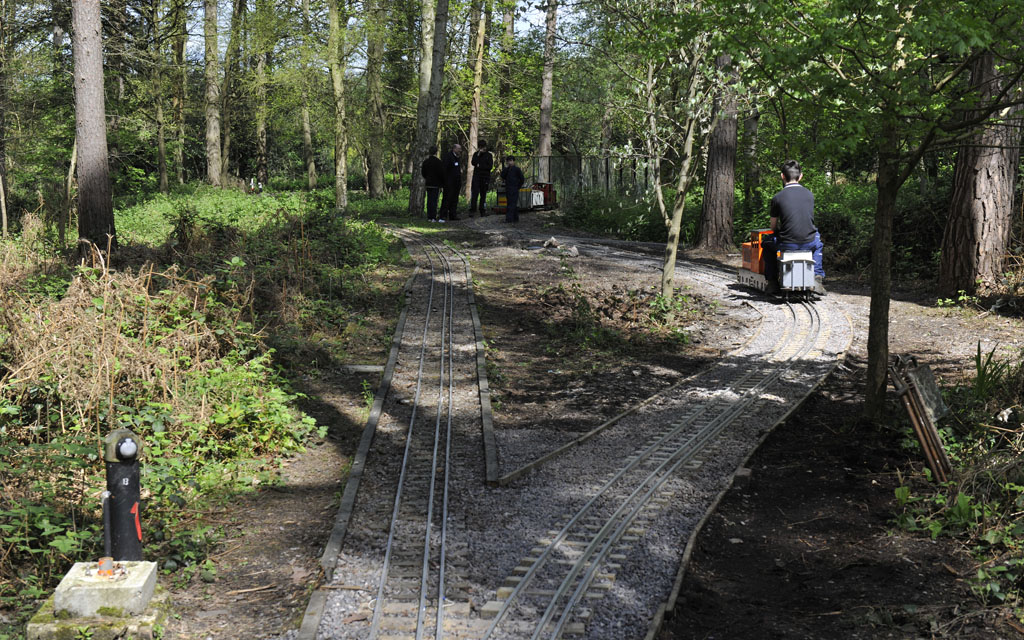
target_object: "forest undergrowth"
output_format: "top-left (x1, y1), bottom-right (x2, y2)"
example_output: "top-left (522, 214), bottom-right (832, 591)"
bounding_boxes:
top-left (0, 187), bottom-right (409, 634)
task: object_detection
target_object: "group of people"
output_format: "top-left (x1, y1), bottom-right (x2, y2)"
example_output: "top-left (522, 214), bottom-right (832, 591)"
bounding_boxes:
top-left (421, 142), bottom-right (525, 224)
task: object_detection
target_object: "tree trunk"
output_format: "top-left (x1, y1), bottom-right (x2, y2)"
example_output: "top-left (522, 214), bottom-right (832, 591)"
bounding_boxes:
top-left (938, 52), bottom-right (1021, 297)
top-left (72, 0), bottom-right (116, 251)
top-left (463, 0), bottom-right (488, 199)
top-left (328, 0), bottom-right (349, 212)
top-left (64, 138), bottom-right (77, 247)
top-left (255, 51), bottom-right (269, 186)
top-left (408, 0), bottom-right (450, 216)
top-left (172, 0), bottom-right (186, 185)
top-left (365, 0), bottom-right (387, 198)
top-left (149, 0), bottom-right (168, 195)
top-left (204, 0), bottom-right (222, 187)
top-left (696, 55), bottom-right (738, 251)
top-left (0, 0), bottom-right (8, 237)
top-left (537, 0), bottom-right (557, 183)
top-left (301, 0), bottom-right (317, 190)
top-left (740, 106), bottom-right (761, 225)
top-left (863, 129), bottom-right (900, 420)
top-left (221, 0), bottom-right (245, 185)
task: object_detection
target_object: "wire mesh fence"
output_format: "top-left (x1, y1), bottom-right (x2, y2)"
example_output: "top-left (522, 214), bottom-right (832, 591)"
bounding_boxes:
top-left (516, 155), bottom-right (657, 207)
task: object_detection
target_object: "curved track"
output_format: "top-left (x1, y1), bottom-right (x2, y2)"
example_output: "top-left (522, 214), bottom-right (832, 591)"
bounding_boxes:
top-left (304, 224), bottom-right (851, 640)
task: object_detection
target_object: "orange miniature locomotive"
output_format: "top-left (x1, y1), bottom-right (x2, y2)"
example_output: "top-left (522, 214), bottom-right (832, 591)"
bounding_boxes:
top-left (737, 229), bottom-right (819, 298)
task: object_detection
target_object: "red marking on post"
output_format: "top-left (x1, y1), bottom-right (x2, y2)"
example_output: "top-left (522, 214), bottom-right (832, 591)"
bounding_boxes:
top-left (131, 502), bottom-right (142, 541)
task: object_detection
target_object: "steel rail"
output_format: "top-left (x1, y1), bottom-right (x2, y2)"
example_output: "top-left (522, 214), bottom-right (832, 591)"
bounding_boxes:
top-left (416, 238), bottom-right (453, 640)
top-left (368, 236), bottom-right (438, 639)
top-left (482, 298), bottom-right (822, 638)
top-left (543, 299), bottom-right (822, 639)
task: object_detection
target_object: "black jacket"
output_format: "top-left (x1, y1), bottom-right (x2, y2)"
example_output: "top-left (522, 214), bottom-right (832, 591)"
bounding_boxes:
top-left (421, 155), bottom-right (444, 188)
top-left (442, 151), bottom-right (462, 187)
top-left (501, 164), bottom-right (525, 193)
top-left (471, 150), bottom-right (494, 177)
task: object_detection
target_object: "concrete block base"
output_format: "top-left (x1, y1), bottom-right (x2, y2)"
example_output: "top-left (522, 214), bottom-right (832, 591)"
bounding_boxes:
top-left (26, 587), bottom-right (168, 640)
top-left (54, 561), bottom-right (158, 618)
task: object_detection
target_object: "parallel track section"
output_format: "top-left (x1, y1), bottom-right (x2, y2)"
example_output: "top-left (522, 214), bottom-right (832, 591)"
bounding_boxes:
top-left (482, 300), bottom-right (822, 639)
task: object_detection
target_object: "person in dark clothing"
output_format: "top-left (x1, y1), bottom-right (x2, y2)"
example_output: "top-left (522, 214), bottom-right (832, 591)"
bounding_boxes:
top-left (421, 145), bottom-right (445, 221)
top-left (441, 143), bottom-right (463, 221)
top-left (764, 160), bottom-right (825, 294)
top-left (500, 155), bottom-right (526, 224)
top-left (469, 141), bottom-right (494, 216)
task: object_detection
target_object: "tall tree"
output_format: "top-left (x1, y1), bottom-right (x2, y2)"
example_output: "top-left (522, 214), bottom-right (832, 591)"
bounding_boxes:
top-left (148, 0), bottom-right (169, 194)
top-left (0, 0), bottom-right (8, 237)
top-left (204, 0), bottom-right (223, 187)
top-left (365, 0), bottom-right (387, 197)
top-left (463, 0), bottom-right (489, 199)
top-left (696, 54), bottom-right (738, 251)
top-left (221, 0), bottom-right (246, 185)
top-left (327, 0), bottom-right (349, 212)
top-left (301, 0), bottom-right (318, 190)
top-left (171, 0), bottom-right (186, 185)
top-left (408, 0), bottom-right (451, 216)
top-left (939, 52), bottom-right (1022, 298)
top-left (537, 0), bottom-right (557, 182)
top-left (253, 0), bottom-right (273, 187)
top-left (72, 0), bottom-right (116, 250)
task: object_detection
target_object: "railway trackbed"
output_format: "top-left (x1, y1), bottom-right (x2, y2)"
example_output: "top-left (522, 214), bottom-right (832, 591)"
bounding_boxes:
top-left (298, 225), bottom-right (852, 640)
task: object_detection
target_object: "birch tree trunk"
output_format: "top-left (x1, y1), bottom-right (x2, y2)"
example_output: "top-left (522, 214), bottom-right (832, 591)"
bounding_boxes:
top-left (72, 0), bottom-right (116, 251)
top-left (537, 0), bottom-right (557, 183)
top-left (149, 0), bottom-right (168, 194)
top-left (463, 0), bottom-right (488, 199)
top-left (863, 127), bottom-right (900, 419)
top-left (221, 0), bottom-right (245, 185)
top-left (365, 0), bottom-right (387, 197)
top-left (172, 0), bottom-right (186, 185)
top-left (408, 0), bottom-right (450, 216)
top-left (0, 0), bottom-right (8, 237)
top-left (255, 51), bottom-right (269, 186)
top-left (328, 0), bottom-right (349, 212)
top-left (301, 0), bottom-right (318, 190)
top-left (204, 0), bottom-right (223, 187)
top-left (938, 51), bottom-right (1021, 297)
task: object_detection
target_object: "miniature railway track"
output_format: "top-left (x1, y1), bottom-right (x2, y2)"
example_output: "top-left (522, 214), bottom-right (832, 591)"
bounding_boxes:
top-left (363, 229), bottom-right (479, 640)
top-left (481, 300), bottom-right (822, 639)
top-left (309, 221), bottom-right (847, 640)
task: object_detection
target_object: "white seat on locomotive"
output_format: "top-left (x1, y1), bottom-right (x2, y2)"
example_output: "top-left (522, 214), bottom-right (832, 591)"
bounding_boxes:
top-left (778, 250), bottom-right (815, 290)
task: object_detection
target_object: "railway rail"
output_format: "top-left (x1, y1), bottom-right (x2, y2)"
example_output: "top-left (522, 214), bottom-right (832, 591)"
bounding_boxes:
top-left (302, 223), bottom-right (851, 640)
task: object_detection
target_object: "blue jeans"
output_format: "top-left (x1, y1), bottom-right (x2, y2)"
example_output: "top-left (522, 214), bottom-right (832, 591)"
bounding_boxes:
top-left (765, 232), bottom-right (825, 280)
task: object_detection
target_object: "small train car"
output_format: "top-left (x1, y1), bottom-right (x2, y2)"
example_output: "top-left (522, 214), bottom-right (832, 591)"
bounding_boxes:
top-left (494, 182), bottom-right (558, 215)
top-left (737, 229), bottom-right (819, 298)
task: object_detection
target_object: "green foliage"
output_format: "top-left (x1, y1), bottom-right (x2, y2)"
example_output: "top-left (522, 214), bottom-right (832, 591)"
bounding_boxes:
top-left (0, 185), bottom-right (403, 624)
top-left (973, 343), bottom-right (1012, 402)
top-left (561, 190), bottom-right (699, 243)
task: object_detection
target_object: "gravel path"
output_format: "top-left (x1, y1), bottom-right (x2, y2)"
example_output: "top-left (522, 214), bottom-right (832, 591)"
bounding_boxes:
top-left (309, 218), bottom-right (852, 640)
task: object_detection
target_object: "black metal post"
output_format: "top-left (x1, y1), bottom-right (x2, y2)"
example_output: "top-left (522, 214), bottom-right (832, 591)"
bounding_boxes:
top-left (103, 428), bottom-right (143, 561)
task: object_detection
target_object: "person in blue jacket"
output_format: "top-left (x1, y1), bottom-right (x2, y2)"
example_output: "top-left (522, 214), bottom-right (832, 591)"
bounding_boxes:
top-left (500, 156), bottom-right (525, 224)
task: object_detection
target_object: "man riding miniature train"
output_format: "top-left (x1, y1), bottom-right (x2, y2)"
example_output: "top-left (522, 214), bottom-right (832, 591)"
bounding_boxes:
top-left (764, 160), bottom-right (826, 295)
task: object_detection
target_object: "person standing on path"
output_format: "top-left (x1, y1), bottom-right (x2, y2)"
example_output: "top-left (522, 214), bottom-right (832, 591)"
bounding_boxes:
top-left (421, 146), bottom-right (445, 222)
top-left (441, 143), bottom-right (463, 221)
top-left (500, 155), bottom-right (525, 224)
top-left (469, 141), bottom-right (494, 216)
top-left (764, 159), bottom-right (825, 294)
